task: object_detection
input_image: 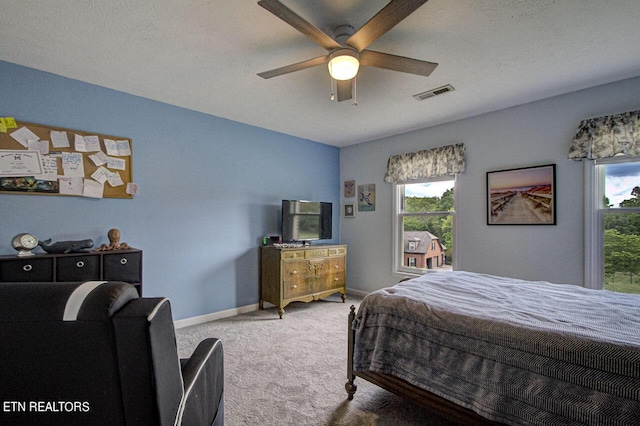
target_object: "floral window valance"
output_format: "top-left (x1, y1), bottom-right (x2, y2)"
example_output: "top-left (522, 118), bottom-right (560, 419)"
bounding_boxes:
top-left (568, 110), bottom-right (640, 160)
top-left (384, 143), bottom-right (465, 183)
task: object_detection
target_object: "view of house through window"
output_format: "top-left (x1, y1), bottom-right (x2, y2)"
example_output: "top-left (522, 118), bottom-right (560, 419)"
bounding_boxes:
top-left (396, 178), bottom-right (455, 273)
top-left (602, 160), bottom-right (640, 294)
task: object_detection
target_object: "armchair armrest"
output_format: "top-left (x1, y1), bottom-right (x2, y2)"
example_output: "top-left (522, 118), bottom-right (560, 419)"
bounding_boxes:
top-left (178, 338), bottom-right (224, 426)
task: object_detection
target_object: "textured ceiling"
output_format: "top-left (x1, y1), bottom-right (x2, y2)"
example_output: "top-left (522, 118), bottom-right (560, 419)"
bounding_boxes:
top-left (1, 0), bottom-right (640, 147)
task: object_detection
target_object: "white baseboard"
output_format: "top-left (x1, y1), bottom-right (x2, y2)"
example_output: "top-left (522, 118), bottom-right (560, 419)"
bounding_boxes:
top-left (346, 288), bottom-right (369, 298)
top-left (174, 303), bottom-right (259, 329)
top-left (174, 290), bottom-right (367, 329)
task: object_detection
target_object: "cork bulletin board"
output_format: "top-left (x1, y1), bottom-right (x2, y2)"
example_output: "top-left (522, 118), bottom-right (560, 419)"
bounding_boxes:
top-left (0, 119), bottom-right (135, 199)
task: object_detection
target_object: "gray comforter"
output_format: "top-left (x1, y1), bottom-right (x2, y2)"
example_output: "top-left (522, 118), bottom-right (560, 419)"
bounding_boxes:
top-left (352, 271), bottom-right (640, 425)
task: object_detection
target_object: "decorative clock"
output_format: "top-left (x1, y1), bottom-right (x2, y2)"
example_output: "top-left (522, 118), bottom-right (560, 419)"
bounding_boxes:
top-left (11, 233), bottom-right (38, 256)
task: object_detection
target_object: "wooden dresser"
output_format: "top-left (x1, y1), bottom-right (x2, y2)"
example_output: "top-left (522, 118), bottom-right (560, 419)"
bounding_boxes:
top-left (260, 244), bottom-right (346, 318)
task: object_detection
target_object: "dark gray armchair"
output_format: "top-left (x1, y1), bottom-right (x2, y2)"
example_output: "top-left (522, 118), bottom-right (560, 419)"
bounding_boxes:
top-left (0, 281), bottom-right (223, 425)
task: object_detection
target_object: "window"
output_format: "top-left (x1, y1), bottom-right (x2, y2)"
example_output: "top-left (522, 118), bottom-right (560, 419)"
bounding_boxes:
top-left (585, 157), bottom-right (640, 294)
top-left (393, 176), bottom-right (456, 274)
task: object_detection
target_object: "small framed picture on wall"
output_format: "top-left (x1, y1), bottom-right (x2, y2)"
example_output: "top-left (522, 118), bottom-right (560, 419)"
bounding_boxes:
top-left (358, 184), bottom-right (375, 211)
top-left (344, 203), bottom-right (356, 218)
top-left (344, 180), bottom-right (355, 197)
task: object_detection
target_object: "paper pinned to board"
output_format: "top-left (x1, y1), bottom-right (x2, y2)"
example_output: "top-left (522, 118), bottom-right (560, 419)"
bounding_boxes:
top-left (104, 139), bottom-right (131, 156)
top-left (10, 126), bottom-right (39, 148)
top-left (34, 155), bottom-right (59, 181)
top-left (107, 157), bottom-right (126, 171)
top-left (126, 182), bottom-right (139, 195)
top-left (106, 171), bottom-right (124, 187)
top-left (27, 139), bottom-right (49, 155)
top-left (89, 151), bottom-right (109, 166)
top-left (91, 166), bottom-right (110, 184)
top-left (61, 152), bottom-right (84, 177)
top-left (74, 134), bottom-right (101, 152)
top-left (83, 178), bottom-right (104, 198)
top-left (83, 135), bottom-right (101, 152)
top-left (58, 176), bottom-right (83, 195)
top-left (50, 130), bottom-right (70, 148)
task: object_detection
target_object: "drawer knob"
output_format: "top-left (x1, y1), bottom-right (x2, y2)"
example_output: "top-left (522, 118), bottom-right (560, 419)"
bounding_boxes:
top-left (291, 270), bottom-right (297, 275)
top-left (120, 258), bottom-right (128, 265)
top-left (291, 284), bottom-right (297, 289)
top-left (23, 264), bottom-right (33, 272)
top-left (76, 261), bottom-right (85, 268)
top-left (334, 277), bottom-right (339, 281)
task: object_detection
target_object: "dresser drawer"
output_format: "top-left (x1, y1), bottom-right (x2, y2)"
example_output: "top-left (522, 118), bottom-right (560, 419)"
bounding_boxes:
top-left (282, 259), bottom-right (310, 299)
top-left (281, 259), bottom-right (311, 278)
top-left (103, 251), bottom-right (142, 283)
top-left (328, 246), bottom-right (347, 256)
top-left (0, 257), bottom-right (54, 282)
top-left (305, 248), bottom-right (329, 259)
top-left (325, 272), bottom-right (345, 291)
top-left (56, 255), bottom-right (101, 281)
top-left (281, 250), bottom-right (305, 260)
top-left (327, 256), bottom-right (345, 273)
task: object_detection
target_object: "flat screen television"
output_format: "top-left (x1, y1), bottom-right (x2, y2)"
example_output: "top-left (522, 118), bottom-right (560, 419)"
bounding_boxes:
top-left (281, 200), bottom-right (332, 242)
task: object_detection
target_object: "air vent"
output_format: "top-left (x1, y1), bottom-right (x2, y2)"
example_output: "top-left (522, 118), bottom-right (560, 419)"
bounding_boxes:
top-left (413, 84), bottom-right (455, 101)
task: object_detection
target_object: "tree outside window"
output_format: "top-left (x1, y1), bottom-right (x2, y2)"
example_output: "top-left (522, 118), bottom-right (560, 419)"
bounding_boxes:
top-left (394, 178), bottom-right (455, 274)
top-left (602, 161), bottom-right (640, 294)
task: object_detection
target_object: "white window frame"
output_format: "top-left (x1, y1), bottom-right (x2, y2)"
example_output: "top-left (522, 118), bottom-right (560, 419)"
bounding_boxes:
top-left (584, 156), bottom-right (640, 289)
top-left (392, 175), bottom-right (459, 276)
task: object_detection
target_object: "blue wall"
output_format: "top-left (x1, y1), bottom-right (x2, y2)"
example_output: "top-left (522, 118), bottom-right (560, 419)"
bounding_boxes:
top-left (0, 60), bottom-right (340, 320)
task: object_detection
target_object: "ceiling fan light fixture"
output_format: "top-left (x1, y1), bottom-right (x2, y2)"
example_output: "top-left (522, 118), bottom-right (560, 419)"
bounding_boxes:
top-left (328, 48), bottom-right (360, 81)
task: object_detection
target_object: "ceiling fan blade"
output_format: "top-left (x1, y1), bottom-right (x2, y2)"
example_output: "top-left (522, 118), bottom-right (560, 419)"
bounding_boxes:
top-left (336, 79), bottom-right (352, 102)
top-left (258, 55), bottom-right (328, 79)
top-left (258, 0), bottom-right (341, 51)
top-left (346, 0), bottom-right (430, 52)
top-left (359, 50), bottom-right (438, 77)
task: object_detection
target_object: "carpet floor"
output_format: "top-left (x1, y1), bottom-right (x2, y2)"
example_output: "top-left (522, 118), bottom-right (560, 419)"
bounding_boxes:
top-left (175, 295), bottom-right (454, 426)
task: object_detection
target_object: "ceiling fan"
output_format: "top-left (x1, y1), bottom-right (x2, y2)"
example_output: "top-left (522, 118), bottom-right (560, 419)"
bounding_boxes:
top-left (257, 0), bottom-right (438, 102)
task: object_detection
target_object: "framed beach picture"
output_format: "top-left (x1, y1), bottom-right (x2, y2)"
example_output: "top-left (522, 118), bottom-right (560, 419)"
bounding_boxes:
top-left (487, 164), bottom-right (556, 225)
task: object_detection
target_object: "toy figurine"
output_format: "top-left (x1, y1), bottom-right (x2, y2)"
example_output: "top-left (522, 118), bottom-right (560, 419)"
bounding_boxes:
top-left (95, 228), bottom-right (133, 251)
top-left (39, 238), bottom-right (94, 254)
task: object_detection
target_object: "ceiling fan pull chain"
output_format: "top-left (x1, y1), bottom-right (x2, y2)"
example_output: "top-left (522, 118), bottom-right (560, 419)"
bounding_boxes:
top-left (330, 77), bottom-right (335, 101)
top-left (352, 76), bottom-right (358, 106)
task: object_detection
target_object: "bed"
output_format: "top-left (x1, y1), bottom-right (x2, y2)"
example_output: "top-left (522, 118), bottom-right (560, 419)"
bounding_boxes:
top-left (345, 271), bottom-right (640, 425)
